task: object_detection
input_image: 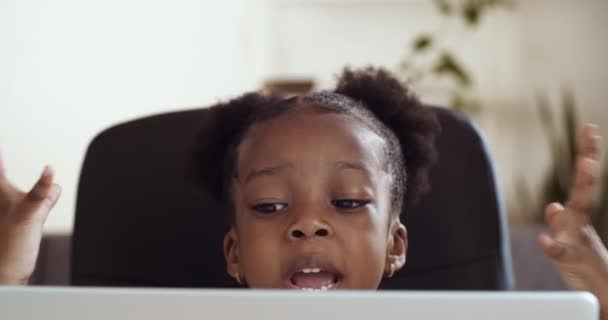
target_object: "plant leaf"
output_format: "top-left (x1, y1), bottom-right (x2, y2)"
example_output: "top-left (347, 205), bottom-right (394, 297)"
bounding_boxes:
top-left (562, 89), bottom-right (578, 171)
top-left (462, 1), bottom-right (481, 26)
top-left (412, 35), bottom-right (433, 52)
top-left (433, 52), bottom-right (472, 87)
top-left (434, 0), bottom-right (452, 15)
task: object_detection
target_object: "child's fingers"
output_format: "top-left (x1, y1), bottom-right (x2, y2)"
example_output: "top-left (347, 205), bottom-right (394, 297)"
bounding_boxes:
top-left (43, 183), bottom-right (61, 210)
top-left (565, 124), bottom-right (601, 214)
top-left (578, 124), bottom-right (601, 159)
top-left (0, 145), bottom-right (5, 178)
top-left (581, 225), bottom-right (608, 262)
top-left (538, 233), bottom-right (574, 263)
top-left (544, 202), bottom-right (566, 234)
top-left (566, 156), bottom-right (598, 214)
top-left (0, 145), bottom-right (8, 190)
top-left (0, 145), bottom-right (22, 204)
top-left (39, 183), bottom-right (61, 224)
top-left (27, 166), bottom-right (54, 202)
top-left (14, 166), bottom-right (58, 223)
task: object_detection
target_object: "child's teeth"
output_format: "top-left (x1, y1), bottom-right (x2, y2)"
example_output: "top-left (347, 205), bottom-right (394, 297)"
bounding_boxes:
top-left (301, 287), bottom-right (324, 291)
top-left (301, 268), bottom-right (321, 273)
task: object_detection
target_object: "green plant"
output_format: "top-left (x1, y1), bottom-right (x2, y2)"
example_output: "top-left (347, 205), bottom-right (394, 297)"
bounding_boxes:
top-left (399, 0), bottom-right (514, 113)
top-left (517, 91), bottom-right (608, 244)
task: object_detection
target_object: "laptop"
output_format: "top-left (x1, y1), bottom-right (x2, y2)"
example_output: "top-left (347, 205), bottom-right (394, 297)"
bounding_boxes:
top-left (0, 286), bottom-right (598, 320)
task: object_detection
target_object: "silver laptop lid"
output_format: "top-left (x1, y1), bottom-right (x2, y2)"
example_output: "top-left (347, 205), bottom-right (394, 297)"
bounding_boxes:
top-left (0, 287), bottom-right (598, 320)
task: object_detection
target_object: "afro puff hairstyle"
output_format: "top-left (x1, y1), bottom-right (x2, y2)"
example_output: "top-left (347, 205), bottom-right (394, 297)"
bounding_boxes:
top-left (189, 67), bottom-right (441, 223)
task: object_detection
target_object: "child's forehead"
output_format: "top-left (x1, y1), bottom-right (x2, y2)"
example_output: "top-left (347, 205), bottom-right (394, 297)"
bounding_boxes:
top-left (237, 108), bottom-right (389, 172)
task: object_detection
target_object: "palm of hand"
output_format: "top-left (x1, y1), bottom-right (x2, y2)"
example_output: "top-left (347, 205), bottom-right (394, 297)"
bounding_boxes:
top-left (539, 124), bottom-right (608, 317)
top-left (544, 211), bottom-right (608, 291)
top-left (0, 151), bottom-right (61, 284)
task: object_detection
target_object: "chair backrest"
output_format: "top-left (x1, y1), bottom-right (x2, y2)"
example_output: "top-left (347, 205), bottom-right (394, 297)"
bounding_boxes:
top-left (71, 106), bottom-right (514, 289)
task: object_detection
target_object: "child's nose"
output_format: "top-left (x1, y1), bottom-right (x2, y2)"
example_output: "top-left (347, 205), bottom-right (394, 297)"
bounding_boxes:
top-left (286, 218), bottom-right (333, 241)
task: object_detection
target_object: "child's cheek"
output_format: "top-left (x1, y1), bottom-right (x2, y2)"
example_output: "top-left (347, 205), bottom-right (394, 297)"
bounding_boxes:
top-left (238, 224), bottom-right (285, 288)
top-left (335, 212), bottom-right (390, 289)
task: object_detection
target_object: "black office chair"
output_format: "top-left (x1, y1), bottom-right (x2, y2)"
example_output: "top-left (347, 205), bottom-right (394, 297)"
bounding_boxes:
top-left (71, 106), bottom-right (514, 290)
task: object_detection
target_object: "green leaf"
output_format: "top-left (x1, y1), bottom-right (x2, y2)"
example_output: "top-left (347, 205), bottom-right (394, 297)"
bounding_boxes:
top-left (450, 93), bottom-right (465, 110)
top-left (514, 177), bottom-right (539, 224)
top-left (434, 0), bottom-right (452, 15)
top-left (432, 52), bottom-right (472, 87)
top-left (448, 92), bottom-right (480, 113)
top-left (536, 94), bottom-right (555, 135)
top-left (535, 93), bottom-right (562, 156)
top-left (462, 1), bottom-right (481, 26)
top-left (562, 89), bottom-right (578, 170)
top-left (412, 35), bottom-right (433, 52)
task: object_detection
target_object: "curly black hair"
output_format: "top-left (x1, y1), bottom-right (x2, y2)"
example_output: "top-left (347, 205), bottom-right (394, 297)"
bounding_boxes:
top-left (189, 67), bottom-right (440, 224)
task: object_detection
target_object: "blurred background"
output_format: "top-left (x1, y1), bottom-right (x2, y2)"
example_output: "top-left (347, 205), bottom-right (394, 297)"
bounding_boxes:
top-left (1, 0), bottom-right (607, 244)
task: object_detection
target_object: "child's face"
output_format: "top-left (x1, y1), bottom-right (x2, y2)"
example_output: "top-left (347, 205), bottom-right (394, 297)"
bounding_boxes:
top-left (223, 106), bottom-right (407, 290)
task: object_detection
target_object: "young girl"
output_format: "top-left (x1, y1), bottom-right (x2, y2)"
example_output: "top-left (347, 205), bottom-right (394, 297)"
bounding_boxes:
top-left (0, 68), bottom-right (607, 315)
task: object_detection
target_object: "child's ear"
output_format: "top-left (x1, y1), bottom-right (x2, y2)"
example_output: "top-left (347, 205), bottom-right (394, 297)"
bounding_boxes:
top-left (223, 227), bottom-right (242, 282)
top-left (385, 220), bottom-right (407, 277)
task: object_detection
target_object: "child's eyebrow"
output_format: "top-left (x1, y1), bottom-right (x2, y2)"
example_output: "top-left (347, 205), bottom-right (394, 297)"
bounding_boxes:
top-left (244, 163), bottom-right (293, 184)
top-left (334, 161), bottom-right (372, 175)
top-left (242, 161), bottom-right (372, 184)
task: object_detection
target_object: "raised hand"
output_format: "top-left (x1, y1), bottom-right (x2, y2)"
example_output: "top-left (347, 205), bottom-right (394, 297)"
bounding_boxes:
top-left (0, 147), bottom-right (61, 284)
top-left (538, 124), bottom-right (608, 319)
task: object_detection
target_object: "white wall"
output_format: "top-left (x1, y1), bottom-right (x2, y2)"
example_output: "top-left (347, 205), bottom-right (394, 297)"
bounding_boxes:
top-left (265, 0), bottom-right (608, 223)
top-left (2, 0), bottom-right (607, 232)
top-left (0, 0), bottom-right (272, 232)
top-left (496, 0), bottom-right (608, 222)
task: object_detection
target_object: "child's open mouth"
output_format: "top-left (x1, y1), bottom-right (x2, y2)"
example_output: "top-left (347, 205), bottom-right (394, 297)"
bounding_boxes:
top-left (288, 268), bottom-right (342, 291)
top-left (284, 256), bottom-right (343, 291)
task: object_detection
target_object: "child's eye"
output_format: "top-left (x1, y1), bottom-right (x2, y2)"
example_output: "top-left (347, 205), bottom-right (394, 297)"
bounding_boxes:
top-left (331, 199), bottom-right (370, 210)
top-left (251, 202), bottom-right (288, 214)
